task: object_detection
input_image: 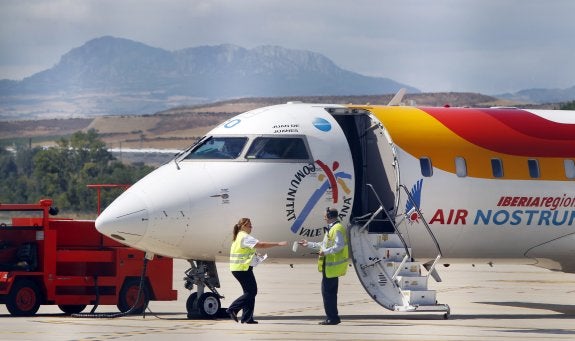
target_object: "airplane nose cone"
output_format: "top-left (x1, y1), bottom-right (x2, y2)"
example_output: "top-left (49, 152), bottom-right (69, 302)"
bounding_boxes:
top-left (95, 190), bottom-right (149, 246)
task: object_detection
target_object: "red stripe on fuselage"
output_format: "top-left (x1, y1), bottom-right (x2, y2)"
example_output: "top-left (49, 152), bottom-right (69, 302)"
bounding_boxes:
top-left (421, 107), bottom-right (575, 157)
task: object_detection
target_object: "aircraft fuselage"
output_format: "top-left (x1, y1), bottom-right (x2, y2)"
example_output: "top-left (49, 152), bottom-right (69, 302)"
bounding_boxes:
top-left (95, 103), bottom-right (575, 273)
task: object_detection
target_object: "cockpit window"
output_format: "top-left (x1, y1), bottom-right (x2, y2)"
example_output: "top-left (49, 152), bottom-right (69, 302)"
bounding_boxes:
top-left (184, 137), bottom-right (247, 159)
top-left (246, 137), bottom-right (310, 160)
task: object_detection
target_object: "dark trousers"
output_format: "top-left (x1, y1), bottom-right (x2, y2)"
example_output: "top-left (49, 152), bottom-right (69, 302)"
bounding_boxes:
top-left (321, 271), bottom-right (339, 321)
top-left (229, 267), bottom-right (258, 322)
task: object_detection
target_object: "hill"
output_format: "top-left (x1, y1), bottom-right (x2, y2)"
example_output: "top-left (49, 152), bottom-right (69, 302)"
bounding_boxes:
top-left (1, 92), bottom-right (529, 151)
top-left (497, 85), bottom-right (575, 104)
top-left (0, 36), bottom-right (418, 121)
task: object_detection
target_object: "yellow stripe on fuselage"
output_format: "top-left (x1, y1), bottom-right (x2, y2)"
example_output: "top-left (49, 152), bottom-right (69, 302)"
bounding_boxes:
top-left (351, 105), bottom-right (570, 181)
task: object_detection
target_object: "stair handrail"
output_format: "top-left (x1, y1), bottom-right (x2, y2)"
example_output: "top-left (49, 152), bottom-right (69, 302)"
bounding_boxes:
top-left (398, 184), bottom-right (443, 257)
top-left (364, 183), bottom-right (412, 259)
top-left (391, 254), bottom-right (409, 281)
top-left (427, 254), bottom-right (442, 276)
top-left (357, 206), bottom-right (383, 234)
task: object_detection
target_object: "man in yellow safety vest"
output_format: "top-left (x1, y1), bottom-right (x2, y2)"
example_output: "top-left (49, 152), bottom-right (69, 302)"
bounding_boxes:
top-left (298, 207), bottom-right (349, 325)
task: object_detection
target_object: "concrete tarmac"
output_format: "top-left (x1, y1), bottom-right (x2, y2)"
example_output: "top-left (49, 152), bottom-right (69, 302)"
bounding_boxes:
top-left (1, 259), bottom-right (574, 341)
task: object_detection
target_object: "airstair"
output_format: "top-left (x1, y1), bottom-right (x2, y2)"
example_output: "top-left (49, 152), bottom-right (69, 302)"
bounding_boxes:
top-left (348, 184), bottom-right (450, 318)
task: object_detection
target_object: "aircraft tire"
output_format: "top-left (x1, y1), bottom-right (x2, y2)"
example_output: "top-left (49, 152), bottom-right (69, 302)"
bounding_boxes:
top-left (186, 292), bottom-right (198, 315)
top-left (197, 292), bottom-right (220, 319)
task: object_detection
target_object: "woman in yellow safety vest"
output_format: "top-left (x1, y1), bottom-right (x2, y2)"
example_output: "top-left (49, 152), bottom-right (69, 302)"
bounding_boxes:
top-left (226, 217), bottom-right (287, 324)
top-left (298, 207), bottom-right (349, 325)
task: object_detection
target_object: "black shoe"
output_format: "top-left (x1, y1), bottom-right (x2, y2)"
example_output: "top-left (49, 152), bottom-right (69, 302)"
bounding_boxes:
top-left (226, 309), bottom-right (238, 323)
top-left (242, 320), bottom-right (258, 324)
top-left (318, 319), bottom-right (340, 325)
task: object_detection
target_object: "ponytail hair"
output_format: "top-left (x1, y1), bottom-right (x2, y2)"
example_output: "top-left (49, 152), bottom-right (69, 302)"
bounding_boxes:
top-left (233, 217), bottom-right (250, 240)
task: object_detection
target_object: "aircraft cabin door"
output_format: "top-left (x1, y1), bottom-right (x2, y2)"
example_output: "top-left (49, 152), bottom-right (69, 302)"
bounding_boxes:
top-left (332, 112), bottom-right (398, 232)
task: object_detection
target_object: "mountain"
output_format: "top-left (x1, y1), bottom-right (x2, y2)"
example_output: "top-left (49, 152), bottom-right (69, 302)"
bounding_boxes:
top-left (496, 86), bottom-right (575, 104)
top-left (0, 36), bottom-right (419, 120)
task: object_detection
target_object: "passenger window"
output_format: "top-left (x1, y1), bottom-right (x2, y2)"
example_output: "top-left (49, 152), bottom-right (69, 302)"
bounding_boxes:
top-left (246, 137), bottom-right (310, 160)
top-left (528, 159), bottom-right (540, 178)
top-left (185, 137), bottom-right (247, 159)
top-left (419, 157), bottom-right (433, 177)
top-left (491, 158), bottom-right (504, 178)
top-left (455, 157), bottom-right (467, 177)
top-left (565, 160), bottom-right (575, 179)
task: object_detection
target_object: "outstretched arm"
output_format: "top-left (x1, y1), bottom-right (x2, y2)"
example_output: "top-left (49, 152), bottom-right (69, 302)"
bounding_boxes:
top-left (298, 239), bottom-right (321, 250)
top-left (254, 241), bottom-right (287, 249)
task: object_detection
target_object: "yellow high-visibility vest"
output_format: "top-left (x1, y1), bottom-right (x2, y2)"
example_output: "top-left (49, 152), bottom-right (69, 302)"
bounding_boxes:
top-left (318, 222), bottom-right (349, 278)
top-left (229, 231), bottom-right (256, 271)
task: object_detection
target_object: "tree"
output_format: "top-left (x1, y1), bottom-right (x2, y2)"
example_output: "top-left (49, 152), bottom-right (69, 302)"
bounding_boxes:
top-left (0, 147), bottom-right (18, 202)
top-left (1, 130), bottom-right (154, 212)
top-left (560, 100), bottom-right (575, 110)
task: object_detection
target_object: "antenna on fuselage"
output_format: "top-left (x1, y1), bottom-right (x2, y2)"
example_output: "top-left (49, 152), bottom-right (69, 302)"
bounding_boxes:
top-left (387, 88), bottom-right (406, 106)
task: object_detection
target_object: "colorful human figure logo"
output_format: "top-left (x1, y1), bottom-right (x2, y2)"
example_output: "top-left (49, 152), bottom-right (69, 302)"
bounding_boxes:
top-left (290, 160), bottom-right (352, 233)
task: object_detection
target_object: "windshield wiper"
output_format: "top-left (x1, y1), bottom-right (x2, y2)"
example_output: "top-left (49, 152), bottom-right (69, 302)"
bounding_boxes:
top-left (173, 136), bottom-right (210, 170)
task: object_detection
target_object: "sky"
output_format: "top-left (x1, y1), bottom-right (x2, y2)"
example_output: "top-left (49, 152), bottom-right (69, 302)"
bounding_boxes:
top-left (1, 0), bottom-right (574, 95)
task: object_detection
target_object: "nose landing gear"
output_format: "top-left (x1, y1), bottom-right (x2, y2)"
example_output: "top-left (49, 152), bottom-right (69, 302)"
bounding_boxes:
top-left (184, 260), bottom-right (226, 319)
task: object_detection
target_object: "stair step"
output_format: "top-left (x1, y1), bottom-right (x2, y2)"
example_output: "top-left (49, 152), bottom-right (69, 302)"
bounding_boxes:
top-left (373, 233), bottom-right (404, 248)
top-left (383, 261), bottom-right (421, 276)
top-left (396, 275), bottom-right (428, 290)
top-left (349, 225), bottom-right (449, 315)
top-left (379, 247), bottom-right (409, 262)
top-left (402, 290), bottom-right (436, 305)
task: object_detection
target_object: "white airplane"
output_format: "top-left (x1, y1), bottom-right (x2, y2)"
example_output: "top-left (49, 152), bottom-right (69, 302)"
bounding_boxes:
top-left (95, 96), bottom-right (575, 319)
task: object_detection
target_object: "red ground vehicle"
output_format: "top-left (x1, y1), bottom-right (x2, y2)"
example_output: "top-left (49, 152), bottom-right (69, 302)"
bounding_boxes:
top-left (0, 199), bottom-right (177, 316)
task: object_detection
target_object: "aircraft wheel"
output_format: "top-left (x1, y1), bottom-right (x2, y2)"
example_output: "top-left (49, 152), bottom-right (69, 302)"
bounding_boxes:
top-left (6, 279), bottom-right (41, 316)
top-left (186, 292), bottom-right (198, 315)
top-left (197, 292), bottom-right (220, 318)
top-left (58, 304), bottom-right (87, 315)
top-left (117, 278), bottom-right (149, 314)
